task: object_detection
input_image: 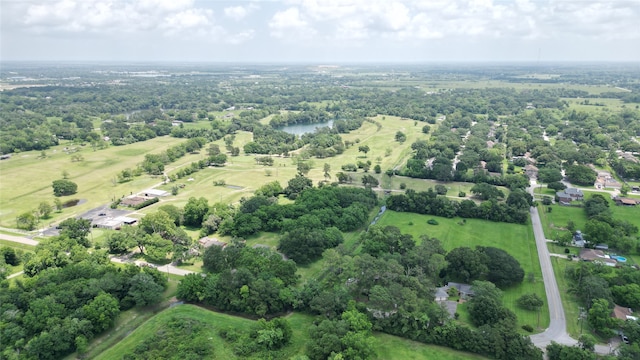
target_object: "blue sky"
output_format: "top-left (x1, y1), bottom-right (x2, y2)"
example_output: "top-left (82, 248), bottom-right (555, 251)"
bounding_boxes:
top-left (1, 0), bottom-right (639, 62)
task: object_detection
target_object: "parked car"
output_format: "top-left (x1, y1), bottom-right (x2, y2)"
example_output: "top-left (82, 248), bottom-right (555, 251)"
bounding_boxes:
top-left (621, 334), bottom-right (630, 344)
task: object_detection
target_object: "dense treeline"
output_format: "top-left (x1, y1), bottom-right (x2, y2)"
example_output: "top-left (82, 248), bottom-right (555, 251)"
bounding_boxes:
top-left (223, 185), bottom-right (378, 256)
top-left (0, 259), bottom-right (167, 359)
top-left (386, 187), bottom-right (532, 224)
top-left (178, 242), bottom-right (297, 316)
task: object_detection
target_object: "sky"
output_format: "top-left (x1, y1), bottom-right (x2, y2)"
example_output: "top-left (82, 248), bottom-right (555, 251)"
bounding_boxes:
top-left (1, 0), bottom-right (639, 63)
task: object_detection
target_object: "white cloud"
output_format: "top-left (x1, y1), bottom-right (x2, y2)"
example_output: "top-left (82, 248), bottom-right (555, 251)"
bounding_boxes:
top-left (20, 0), bottom-right (219, 37)
top-left (224, 4), bottom-right (259, 21)
top-left (269, 7), bottom-right (316, 39)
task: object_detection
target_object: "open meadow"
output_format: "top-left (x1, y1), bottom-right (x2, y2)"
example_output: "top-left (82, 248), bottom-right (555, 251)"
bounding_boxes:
top-left (376, 210), bottom-right (549, 331)
top-left (94, 304), bottom-right (488, 360)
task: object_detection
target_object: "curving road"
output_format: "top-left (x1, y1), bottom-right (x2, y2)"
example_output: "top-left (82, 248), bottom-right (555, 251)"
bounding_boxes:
top-left (527, 181), bottom-right (612, 355)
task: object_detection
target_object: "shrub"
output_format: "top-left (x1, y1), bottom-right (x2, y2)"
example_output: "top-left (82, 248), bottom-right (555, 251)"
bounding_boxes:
top-left (399, 183), bottom-right (407, 190)
top-left (133, 197), bottom-right (159, 210)
top-left (564, 248), bottom-right (570, 254)
top-left (110, 198), bottom-right (121, 209)
top-left (458, 191), bottom-right (466, 197)
top-left (427, 219), bottom-right (439, 225)
top-left (522, 324), bottom-right (534, 332)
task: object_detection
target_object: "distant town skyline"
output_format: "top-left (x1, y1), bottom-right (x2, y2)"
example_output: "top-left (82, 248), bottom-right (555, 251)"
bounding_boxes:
top-left (2, 0), bottom-right (639, 63)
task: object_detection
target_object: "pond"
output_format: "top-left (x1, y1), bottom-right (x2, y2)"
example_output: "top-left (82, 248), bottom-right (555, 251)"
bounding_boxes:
top-left (62, 199), bottom-right (87, 208)
top-left (278, 120), bottom-right (333, 135)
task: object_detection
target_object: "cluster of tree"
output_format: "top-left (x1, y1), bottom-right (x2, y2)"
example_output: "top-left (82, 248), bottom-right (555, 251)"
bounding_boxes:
top-left (1, 255), bottom-right (167, 359)
top-left (307, 305), bottom-right (376, 360)
top-left (269, 108), bottom-right (332, 127)
top-left (140, 137), bottom-right (206, 175)
top-left (0, 247), bottom-right (23, 280)
top-left (177, 241), bottom-right (297, 316)
top-left (445, 246), bottom-right (525, 287)
top-left (52, 179), bottom-right (78, 196)
top-left (222, 185), bottom-right (377, 264)
top-left (386, 187), bottom-right (531, 224)
top-left (121, 316), bottom-right (214, 360)
top-left (563, 261), bottom-right (640, 337)
top-left (565, 164), bottom-right (597, 186)
top-left (611, 157), bottom-right (640, 181)
top-left (218, 317), bottom-right (292, 357)
top-left (103, 118), bottom-right (173, 146)
top-left (107, 209), bottom-right (195, 263)
top-left (15, 200), bottom-right (59, 231)
top-left (582, 194), bottom-right (639, 253)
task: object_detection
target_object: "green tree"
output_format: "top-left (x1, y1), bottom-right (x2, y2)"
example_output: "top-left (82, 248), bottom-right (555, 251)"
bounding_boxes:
top-left (38, 202), bottom-right (53, 219)
top-left (54, 198), bottom-right (63, 212)
top-left (81, 292), bottom-right (120, 333)
top-left (395, 131), bottom-right (406, 143)
top-left (16, 212), bottom-right (38, 230)
top-left (52, 179), bottom-right (78, 196)
top-left (284, 175), bottom-right (313, 200)
top-left (445, 247), bottom-right (488, 283)
top-left (58, 218), bottom-right (92, 246)
top-left (358, 145), bottom-right (370, 157)
top-left (517, 293), bottom-right (544, 311)
top-left (361, 174), bottom-right (379, 188)
top-left (588, 298), bottom-right (614, 334)
top-left (565, 165), bottom-right (597, 186)
top-left (537, 168), bottom-right (563, 183)
top-left (182, 197), bottom-right (209, 227)
top-left (128, 272), bottom-right (164, 307)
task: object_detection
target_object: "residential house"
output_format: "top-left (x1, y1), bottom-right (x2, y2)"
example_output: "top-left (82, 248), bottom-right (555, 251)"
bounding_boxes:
top-left (524, 164), bottom-right (539, 179)
top-left (579, 248), bottom-right (617, 267)
top-left (614, 197), bottom-right (640, 206)
top-left (447, 282), bottom-right (475, 299)
top-left (557, 188), bottom-right (584, 204)
top-left (612, 305), bottom-right (638, 321)
top-left (198, 237), bottom-right (227, 248)
top-left (434, 287), bottom-right (449, 302)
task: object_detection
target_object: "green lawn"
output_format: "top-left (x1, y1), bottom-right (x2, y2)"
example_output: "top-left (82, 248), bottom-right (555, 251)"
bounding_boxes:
top-left (0, 136), bottom-right (191, 229)
top-left (376, 210), bottom-right (549, 331)
top-left (95, 304), bottom-right (487, 360)
top-left (550, 257), bottom-right (595, 339)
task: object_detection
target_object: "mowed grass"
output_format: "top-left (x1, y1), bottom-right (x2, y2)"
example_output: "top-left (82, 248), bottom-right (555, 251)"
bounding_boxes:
top-left (550, 257), bottom-right (595, 339)
top-left (143, 115), bottom-right (432, 216)
top-left (377, 210), bottom-right (549, 331)
top-left (96, 304), bottom-right (487, 360)
top-left (0, 136), bottom-right (194, 228)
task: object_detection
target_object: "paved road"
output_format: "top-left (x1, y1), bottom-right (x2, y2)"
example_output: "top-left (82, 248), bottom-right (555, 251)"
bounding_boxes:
top-left (0, 233), bottom-right (38, 246)
top-left (528, 182), bottom-right (613, 355)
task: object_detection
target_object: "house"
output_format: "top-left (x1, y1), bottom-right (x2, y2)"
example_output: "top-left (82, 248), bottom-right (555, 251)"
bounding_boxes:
top-left (434, 287), bottom-right (449, 302)
top-left (579, 248), bottom-right (617, 267)
top-left (524, 164), bottom-right (539, 179)
top-left (557, 188), bottom-right (584, 204)
top-left (614, 197), bottom-right (640, 206)
top-left (198, 237), bottom-right (226, 248)
top-left (447, 282), bottom-right (475, 299)
top-left (612, 305), bottom-right (638, 321)
top-left (573, 230), bottom-right (586, 247)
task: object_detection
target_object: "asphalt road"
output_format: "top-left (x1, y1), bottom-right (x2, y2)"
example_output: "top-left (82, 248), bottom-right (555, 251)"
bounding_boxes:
top-left (0, 233), bottom-right (38, 246)
top-left (528, 182), bottom-right (613, 355)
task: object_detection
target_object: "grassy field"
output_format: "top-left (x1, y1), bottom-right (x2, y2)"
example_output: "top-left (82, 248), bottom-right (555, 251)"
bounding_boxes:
top-left (0, 115), bottom-right (432, 234)
top-left (95, 304), bottom-right (487, 360)
top-left (0, 136), bottom-right (193, 228)
top-left (376, 210), bottom-right (549, 331)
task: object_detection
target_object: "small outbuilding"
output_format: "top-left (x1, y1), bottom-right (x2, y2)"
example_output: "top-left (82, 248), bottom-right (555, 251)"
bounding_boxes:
top-left (143, 189), bottom-right (170, 197)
